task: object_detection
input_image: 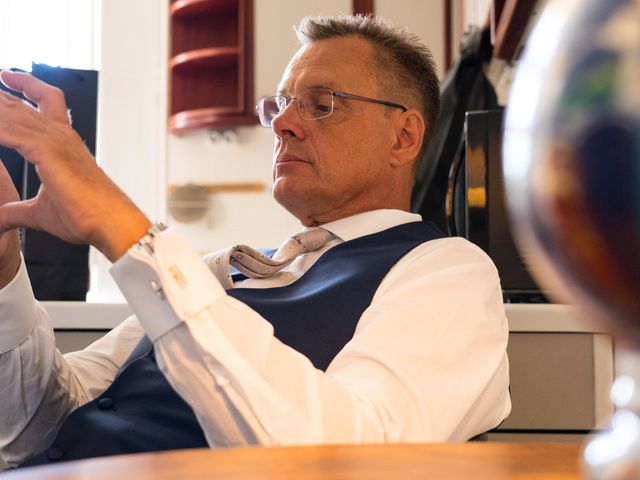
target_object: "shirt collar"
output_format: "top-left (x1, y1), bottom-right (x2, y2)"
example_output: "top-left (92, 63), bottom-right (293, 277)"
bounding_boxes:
top-left (317, 209), bottom-right (423, 242)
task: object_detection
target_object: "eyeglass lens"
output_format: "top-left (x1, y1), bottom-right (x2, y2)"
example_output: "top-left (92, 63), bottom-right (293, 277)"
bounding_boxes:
top-left (258, 89), bottom-right (334, 126)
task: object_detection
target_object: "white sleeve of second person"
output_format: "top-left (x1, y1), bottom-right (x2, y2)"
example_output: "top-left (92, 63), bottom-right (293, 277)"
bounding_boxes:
top-left (0, 256), bottom-right (146, 466)
top-left (110, 227), bottom-right (511, 447)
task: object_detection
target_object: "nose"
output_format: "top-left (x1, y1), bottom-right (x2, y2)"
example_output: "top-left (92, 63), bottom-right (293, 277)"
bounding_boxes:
top-left (272, 99), bottom-right (305, 140)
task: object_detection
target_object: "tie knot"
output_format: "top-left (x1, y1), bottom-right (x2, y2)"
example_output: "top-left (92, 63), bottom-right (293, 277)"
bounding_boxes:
top-left (205, 227), bottom-right (336, 289)
top-left (294, 227), bottom-right (335, 251)
top-left (272, 227), bottom-right (335, 262)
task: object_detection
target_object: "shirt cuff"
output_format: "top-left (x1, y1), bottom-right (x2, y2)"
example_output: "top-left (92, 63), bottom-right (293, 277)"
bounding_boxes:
top-left (0, 254), bottom-right (39, 354)
top-left (110, 226), bottom-right (227, 342)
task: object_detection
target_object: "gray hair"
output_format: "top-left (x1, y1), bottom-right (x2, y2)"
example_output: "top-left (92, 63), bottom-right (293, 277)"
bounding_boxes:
top-left (295, 15), bottom-right (440, 159)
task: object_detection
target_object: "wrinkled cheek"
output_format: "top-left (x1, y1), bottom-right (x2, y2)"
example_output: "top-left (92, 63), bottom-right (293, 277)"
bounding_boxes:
top-left (271, 139), bottom-right (281, 182)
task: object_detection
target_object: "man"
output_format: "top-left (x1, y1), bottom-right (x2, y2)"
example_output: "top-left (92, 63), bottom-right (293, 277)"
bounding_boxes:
top-left (0, 15), bottom-right (510, 467)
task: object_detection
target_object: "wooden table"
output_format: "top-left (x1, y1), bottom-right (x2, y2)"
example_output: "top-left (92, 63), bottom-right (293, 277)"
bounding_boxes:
top-left (3, 443), bottom-right (583, 479)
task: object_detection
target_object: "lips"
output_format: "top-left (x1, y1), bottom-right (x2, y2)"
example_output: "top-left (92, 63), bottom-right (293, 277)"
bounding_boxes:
top-left (276, 153), bottom-right (310, 165)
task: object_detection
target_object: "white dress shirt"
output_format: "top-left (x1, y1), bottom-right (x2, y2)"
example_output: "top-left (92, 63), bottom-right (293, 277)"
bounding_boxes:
top-left (0, 210), bottom-right (511, 466)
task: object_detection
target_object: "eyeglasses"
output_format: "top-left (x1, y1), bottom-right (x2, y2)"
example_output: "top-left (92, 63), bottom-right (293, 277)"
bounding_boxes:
top-left (256, 87), bottom-right (407, 127)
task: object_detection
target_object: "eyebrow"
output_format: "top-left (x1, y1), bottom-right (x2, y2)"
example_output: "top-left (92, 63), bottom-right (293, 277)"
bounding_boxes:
top-left (276, 84), bottom-right (338, 96)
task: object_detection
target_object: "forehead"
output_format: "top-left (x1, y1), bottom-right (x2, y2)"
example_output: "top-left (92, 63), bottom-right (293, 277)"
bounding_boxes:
top-left (278, 36), bottom-right (379, 94)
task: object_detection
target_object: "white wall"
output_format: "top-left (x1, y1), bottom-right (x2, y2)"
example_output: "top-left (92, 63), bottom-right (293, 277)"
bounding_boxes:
top-left (89, 0), bottom-right (168, 301)
top-left (0, 0), bottom-right (101, 71)
top-left (376, 0), bottom-right (445, 79)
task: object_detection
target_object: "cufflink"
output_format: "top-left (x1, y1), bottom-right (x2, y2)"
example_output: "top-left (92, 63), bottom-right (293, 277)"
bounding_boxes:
top-left (150, 280), bottom-right (166, 299)
top-left (137, 222), bottom-right (168, 256)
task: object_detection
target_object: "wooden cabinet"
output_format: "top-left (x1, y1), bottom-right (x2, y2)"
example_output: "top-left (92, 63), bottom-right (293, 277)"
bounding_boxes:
top-left (168, 0), bottom-right (256, 133)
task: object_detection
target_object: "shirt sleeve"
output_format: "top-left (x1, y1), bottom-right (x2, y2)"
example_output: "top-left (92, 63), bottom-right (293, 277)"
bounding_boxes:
top-left (0, 256), bottom-right (145, 466)
top-left (111, 228), bottom-right (511, 447)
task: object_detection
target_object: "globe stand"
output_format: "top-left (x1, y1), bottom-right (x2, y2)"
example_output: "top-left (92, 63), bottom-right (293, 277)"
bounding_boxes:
top-left (583, 349), bottom-right (640, 479)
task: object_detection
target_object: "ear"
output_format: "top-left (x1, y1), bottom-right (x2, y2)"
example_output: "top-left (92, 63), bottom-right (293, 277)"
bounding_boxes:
top-left (389, 109), bottom-right (425, 169)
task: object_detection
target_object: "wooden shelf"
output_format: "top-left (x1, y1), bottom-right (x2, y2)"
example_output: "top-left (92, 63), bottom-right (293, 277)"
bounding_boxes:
top-left (168, 0), bottom-right (254, 134)
top-left (170, 47), bottom-right (239, 72)
top-left (169, 109), bottom-right (257, 133)
top-left (170, 0), bottom-right (236, 18)
top-left (168, 182), bottom-right (265, 193)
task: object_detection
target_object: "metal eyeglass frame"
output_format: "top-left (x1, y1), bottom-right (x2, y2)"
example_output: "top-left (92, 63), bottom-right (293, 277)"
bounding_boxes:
top-left (256, 88), bottom-right (408, 127)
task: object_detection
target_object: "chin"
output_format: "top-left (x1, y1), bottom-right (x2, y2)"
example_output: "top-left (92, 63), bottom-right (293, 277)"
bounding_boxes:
top-left (274, 189), bottom-right (311, 222)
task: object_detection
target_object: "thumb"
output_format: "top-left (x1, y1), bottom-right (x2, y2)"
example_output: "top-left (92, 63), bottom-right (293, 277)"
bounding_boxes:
top-left (0, 199), bottom-right (38, 234)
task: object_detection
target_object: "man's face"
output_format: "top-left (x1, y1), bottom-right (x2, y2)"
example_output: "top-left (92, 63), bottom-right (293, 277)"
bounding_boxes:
top-left (271, 36), bottom-right (400, 226)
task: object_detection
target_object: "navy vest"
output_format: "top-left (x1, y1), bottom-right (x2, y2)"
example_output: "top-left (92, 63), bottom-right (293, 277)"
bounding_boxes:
top-left (22, 221), bottom-right (444, 466)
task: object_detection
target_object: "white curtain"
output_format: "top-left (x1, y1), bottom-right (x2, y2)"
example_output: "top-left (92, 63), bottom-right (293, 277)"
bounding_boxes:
top-left (0, 0), bottom-right (101, 70)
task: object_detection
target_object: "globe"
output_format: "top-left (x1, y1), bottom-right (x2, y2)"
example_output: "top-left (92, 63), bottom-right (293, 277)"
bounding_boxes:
top-left (503, 0), bottom-right (640, 476)
top-left (503, 0), bottom-right (640, 346)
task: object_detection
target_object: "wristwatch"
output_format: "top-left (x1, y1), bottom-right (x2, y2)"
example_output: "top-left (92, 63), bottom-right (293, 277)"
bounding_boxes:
top-left (137, 222), bottom-right (168, 256)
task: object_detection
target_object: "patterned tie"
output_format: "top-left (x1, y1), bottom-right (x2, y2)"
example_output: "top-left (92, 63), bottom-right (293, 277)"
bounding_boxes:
top-left (205, 227), bottom-right (335, 289)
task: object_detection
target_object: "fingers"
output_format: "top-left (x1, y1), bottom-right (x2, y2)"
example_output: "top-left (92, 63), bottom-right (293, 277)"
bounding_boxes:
top-left (0, 199), bottom-right (37, 235)
top-left (0, 70), bottom-right (70, 124)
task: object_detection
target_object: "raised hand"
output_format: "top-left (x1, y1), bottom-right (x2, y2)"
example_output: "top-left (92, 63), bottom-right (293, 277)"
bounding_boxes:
top-left (0, 71), bottom-right (150, 262)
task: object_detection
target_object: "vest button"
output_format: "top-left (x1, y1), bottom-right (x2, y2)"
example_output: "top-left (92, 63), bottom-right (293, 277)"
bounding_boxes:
top-left (97, 397), bottom-right (115, 410)
top-left (47, 447), bottom-right (64, 461)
